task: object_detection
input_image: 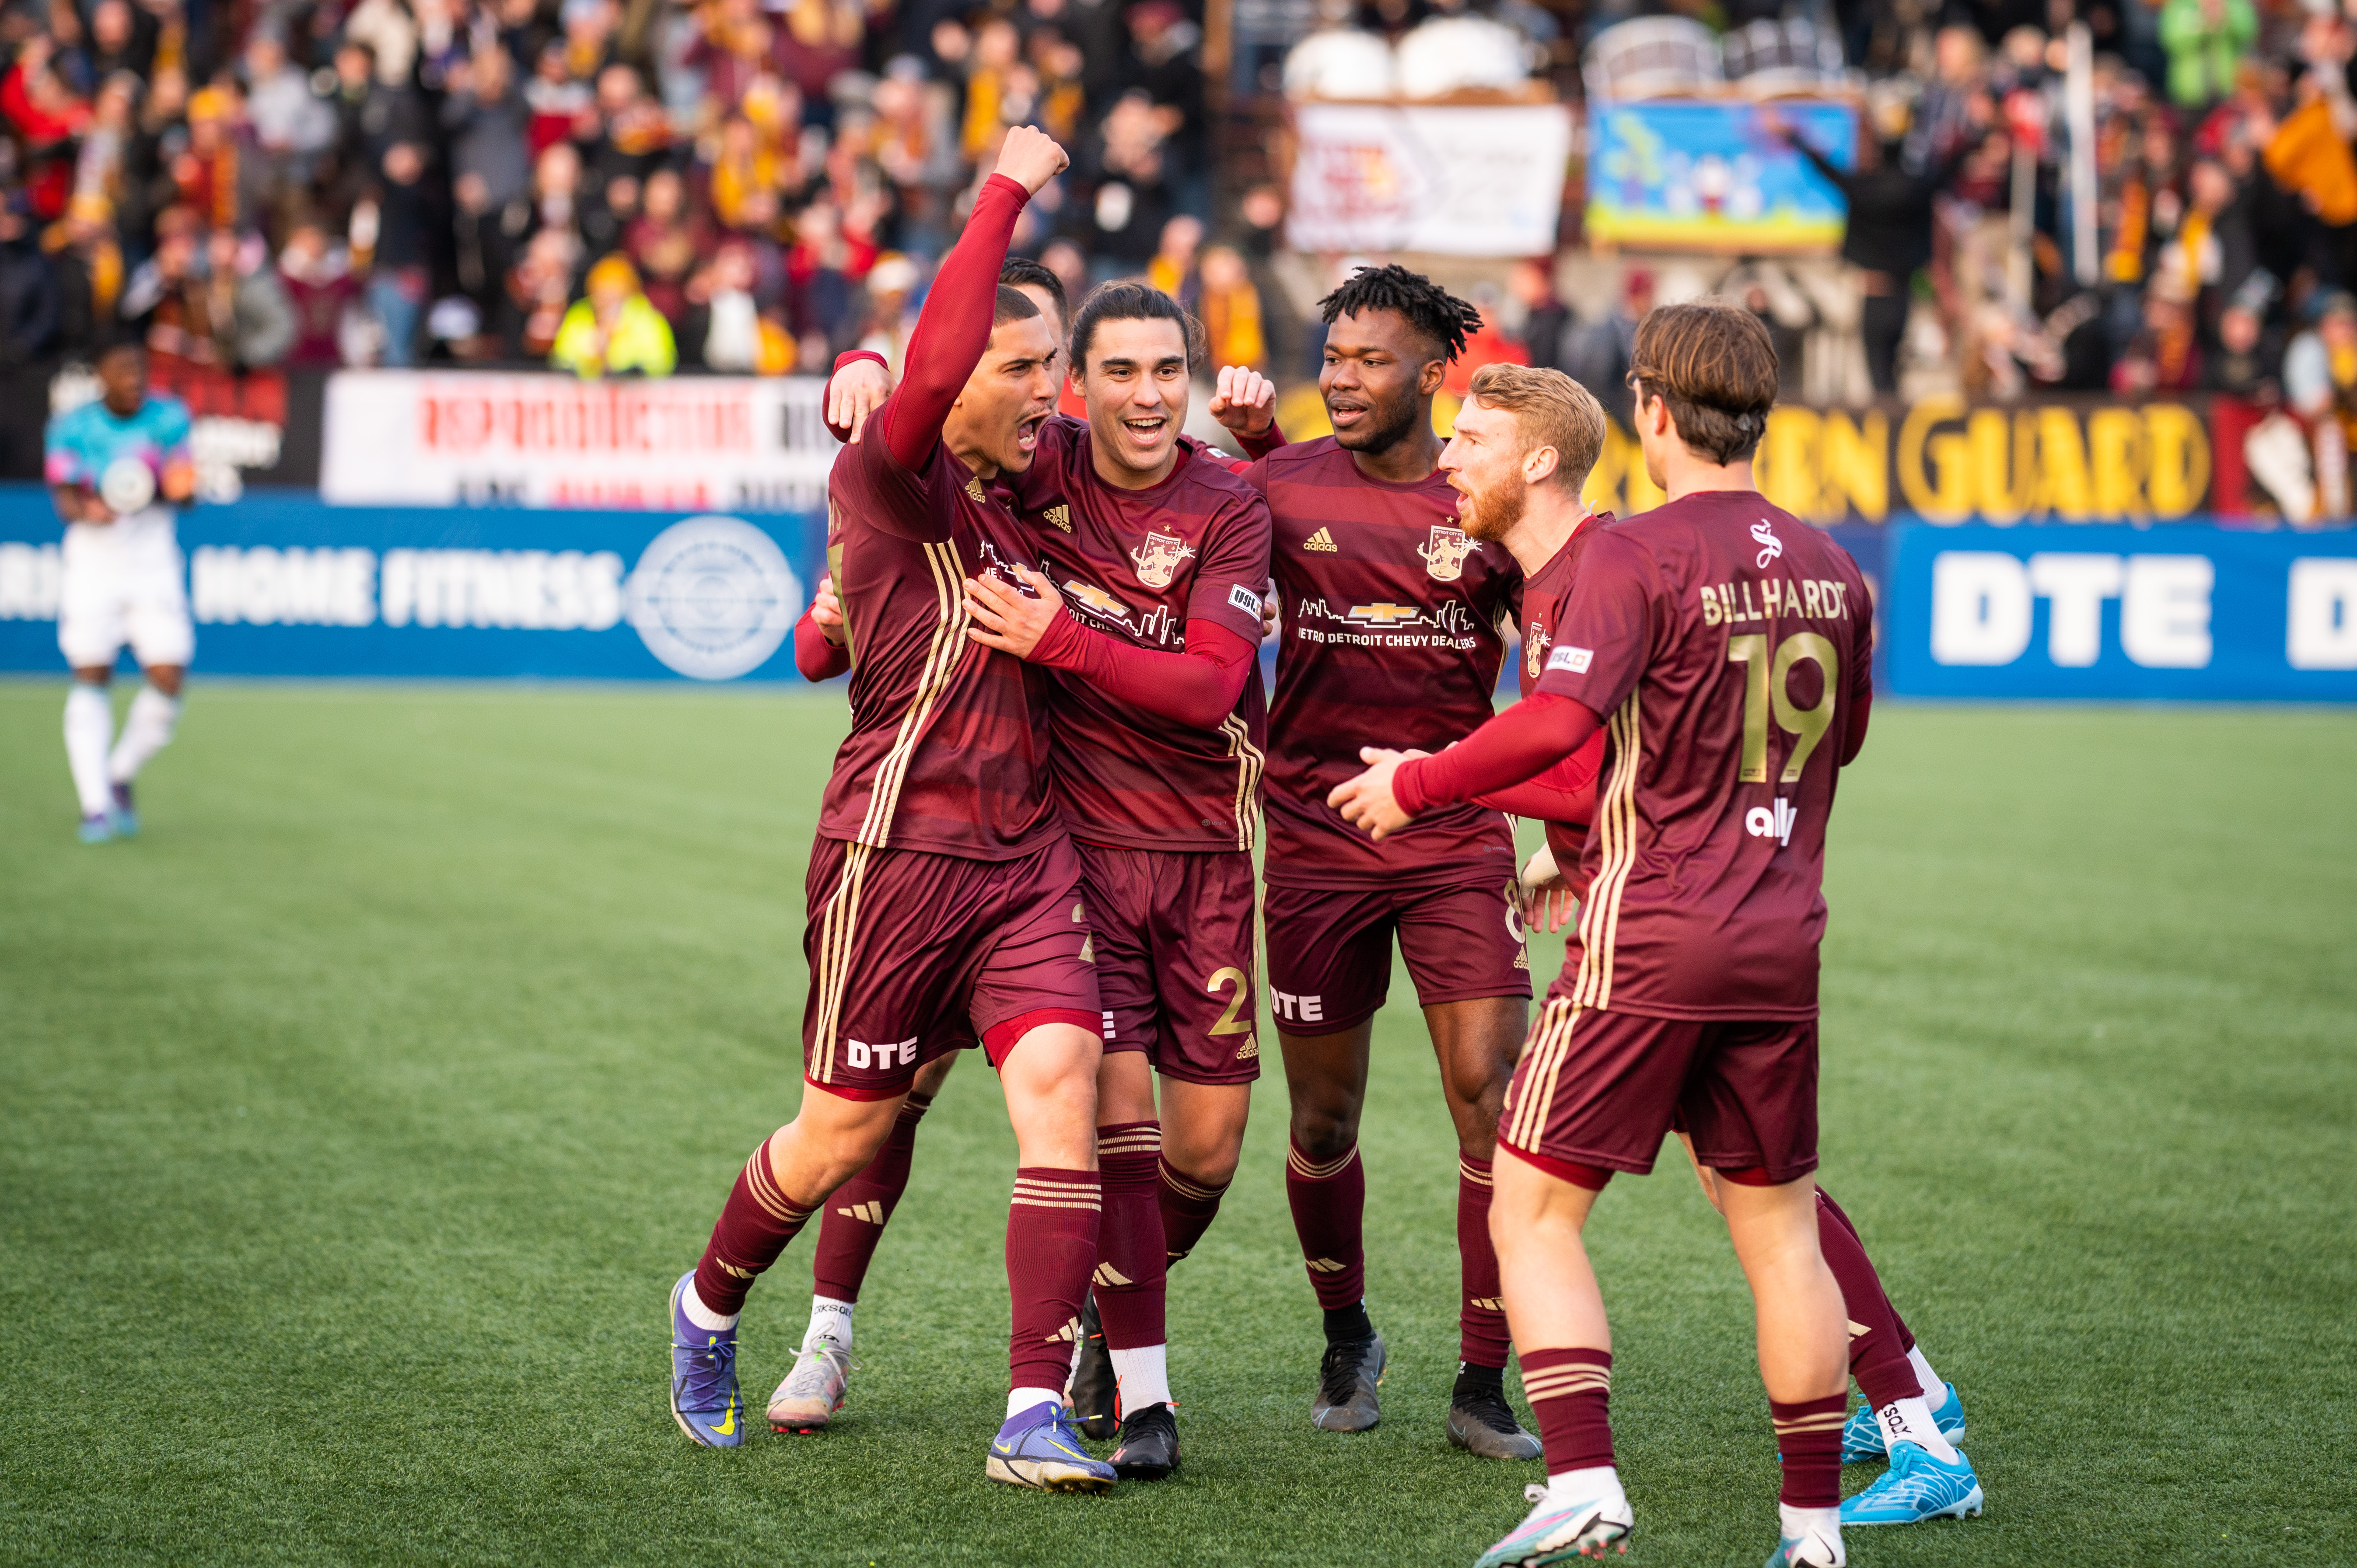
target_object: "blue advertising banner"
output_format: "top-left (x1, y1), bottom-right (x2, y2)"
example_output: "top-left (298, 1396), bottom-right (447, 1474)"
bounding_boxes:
top-left (1585, 100), bottom-right (1856, 253)
top-left (0, 485), bottom-right (826, 681)
top-left (1886, 523), bottom-right (2357, 701)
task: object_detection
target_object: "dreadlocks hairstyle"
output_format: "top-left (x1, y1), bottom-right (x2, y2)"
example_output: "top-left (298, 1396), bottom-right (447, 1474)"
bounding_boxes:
top-left (1628, 300), bottom-right (1780, 465)
top-left (1317, 264), bottom-right (1485, 365)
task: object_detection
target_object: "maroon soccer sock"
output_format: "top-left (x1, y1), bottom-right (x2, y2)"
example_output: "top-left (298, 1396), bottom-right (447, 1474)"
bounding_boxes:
top-left (1520, 1347), bottom-right (1614, 1470)
top-left (1771, 1395), bottom-right (1849, 1508)
top-left (1158, 1156), bottom-right (1231, 1263)
top-left (1457, 1153), bottom-right (1509, 1369)
top-left (1007, 1166), bottom-right (1102, 1393)
top-left (1092, 1122), bottom-right (1168, 1351)
top-left (1285, 1138), bottom-right (1367, 1311)
top-left (692, 1135), bottom-right (819, 1317)
top-left (808, 1092), bottom-right (932, 1303)
top-left (1813, 1186), bottom-right (1915, 1410)
top-left (1819, 1185), bottom-right (1917, 1355)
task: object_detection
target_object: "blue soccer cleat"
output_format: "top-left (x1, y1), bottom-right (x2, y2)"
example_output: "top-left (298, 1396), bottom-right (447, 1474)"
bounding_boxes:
top-left (986, 1399), bottom-right (1116, 1492)
top-left (1841, 1441), bottom-right (1984, 1526)
top-left (1474, 1482), bottom-right (1632, 1567)
top-left (108, 782), bottom-right (139, 838)
top-left (78, 812), bottom-right (114, 844)
top-left (668, 1271), bottom-right (744, 1447)
top-left (1842, 1382), bottom-right (1966, 1463)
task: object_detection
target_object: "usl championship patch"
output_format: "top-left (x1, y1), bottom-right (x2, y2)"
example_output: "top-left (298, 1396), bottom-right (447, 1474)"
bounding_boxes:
top-left (1547, 645), bottom-right (1594, 674)
top-left (1228, 583), bottom-right (1263, 617)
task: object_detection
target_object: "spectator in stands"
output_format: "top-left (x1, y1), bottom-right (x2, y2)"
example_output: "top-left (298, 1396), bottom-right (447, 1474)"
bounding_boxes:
top-left (1197, 243), bottom-right (1264, 368)
top-left (1508, 257), bottom-right (1569, 373)
top-left (551, 252), bottom-right (675, 376)
top-left (2160, 0), bottom-right (2257, 110)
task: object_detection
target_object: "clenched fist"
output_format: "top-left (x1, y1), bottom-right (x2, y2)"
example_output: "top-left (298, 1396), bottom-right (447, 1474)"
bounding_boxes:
top-left (992, 126), bottom-right (1070, 196)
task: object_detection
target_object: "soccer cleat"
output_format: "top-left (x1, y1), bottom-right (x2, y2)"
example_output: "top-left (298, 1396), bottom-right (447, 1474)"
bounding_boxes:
top-left (1840, 1441), bottom-right (1984, 1526)
top-left (1311, 1332), bottom-right (1386, 1431)
top-left (1763, 1517), bottom-right (1845, 1567)
top-left (667, 1271), bottom-right (744, 1448)
top-left (1109, 1400), bottom-right (1180, 1480)
top-left (1449, 1387), bottom-right (1543, 1460)
top-left (78, 812), bottom-right (114, 844)
top-left (1066, 1291), bottom-right (1117, 1440)
top-left (1841, 1383), bottom-right (1966, 1463)
top-left (1474, 1481), bottom-right (1632, 1566)
top-left (986, 1399), bottom-right (1117, 1493)
top-left (767, 1334), bottom-right (854, 1433)
top-left (108, 782), bottom-right (138, 838)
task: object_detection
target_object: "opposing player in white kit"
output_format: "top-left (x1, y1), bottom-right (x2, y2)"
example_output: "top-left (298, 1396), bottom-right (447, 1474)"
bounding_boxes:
top-left (44, 341), bottom-right (198, 843)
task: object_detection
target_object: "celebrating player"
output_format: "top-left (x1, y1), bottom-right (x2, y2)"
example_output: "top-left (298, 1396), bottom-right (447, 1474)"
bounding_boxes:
top-left (45, 339), bottom-right (198, 844)
top-left (1330, 302), bottom-right (1895, 1567)
top-left (663, 127), bottom-right (1123, 1495)
top-left (765, 255), bottom-right (1077, 1440)
top-left (1209, 265), bottom-right (1542, 1460)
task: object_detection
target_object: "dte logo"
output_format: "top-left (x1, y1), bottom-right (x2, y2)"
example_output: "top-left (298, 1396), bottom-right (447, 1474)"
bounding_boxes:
top-left (1746, 798), bottom-right (1797, 846)
top-left (845, 1035), bottom-right (919, 1069)
top-left (1270, 991), bottom-right (1325, 1024)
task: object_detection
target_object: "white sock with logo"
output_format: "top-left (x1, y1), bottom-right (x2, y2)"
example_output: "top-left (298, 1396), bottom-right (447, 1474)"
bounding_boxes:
top-left (1777, 1503), bottom-right (1843, 1560)
top-left (803, 1295), bottom-right (854, 1351)
top-left (108, 685), bottom-right (181, 783)
top-left (678, 1278), bottom-right (739, 1332)
top-left (1007, 1386), bottom-right (1063, 1421)
top-left (1110, 1343), bottom-right (1171, 1411)
top-left (64, 684), bottom-right (115, 817)
top-left (1907, 1345), bottom-right (1944, 1404)
top-left (1545, 1465), bottom-right (1627, 1520)
top-left (1874, 1394), bottom-right (1960, 1463)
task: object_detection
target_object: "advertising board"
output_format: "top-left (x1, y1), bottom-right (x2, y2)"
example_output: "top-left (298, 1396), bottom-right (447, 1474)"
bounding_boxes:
top-left (1287, 103), bottom-right (1575, 256)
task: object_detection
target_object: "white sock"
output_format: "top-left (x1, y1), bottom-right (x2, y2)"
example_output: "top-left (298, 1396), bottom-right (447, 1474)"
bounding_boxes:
top-left (64, 684), bottom-right (115, 817)
top-left (1907, 1344), bottom-right (1944, 1404)
top-left (1777, 1502), bottom-right (1843, 1557)
top-left (1110, 1343), bottom-right (1171, 1411)
top-left (678, 1278), bottom-right (739, 1332)
top-left (1546, 1465), bottom-right (1627, 1518)
top-left (108, 685), bottom-right (181, 784)
top-left (1875, 1395), bottom-right (1959, 1463)
top-left (1007, 1386), bottom-right (1063, 1421)
top-left (803, 1295), bottom-right (854, 1351)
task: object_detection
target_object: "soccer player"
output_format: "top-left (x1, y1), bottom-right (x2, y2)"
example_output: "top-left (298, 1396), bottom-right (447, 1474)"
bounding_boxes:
top-left (664, 127), bottom-right (1120, 1495)
top-left (1435, 361), bottom-right (1983, 1544)
top-left (1207, 264), bottom-right (1542, 1460)
top-left (45, 339), bottom-right (198, 844)
top-left (765, 255), bottom-right (1078, 1440)
top-left (1328, 302), bottom-right (1918, 1566)
top-left (797, 283), bottom-right (1278, 1483)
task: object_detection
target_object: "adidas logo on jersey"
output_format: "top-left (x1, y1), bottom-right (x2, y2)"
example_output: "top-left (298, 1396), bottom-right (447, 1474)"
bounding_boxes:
top-left (1043, 503), bottom-right (1072, 532)
top-left (964, 477), bottom-right (987, 503)
top-left (1302, 527), bottom-right (1338, 552)
top-left (836, 1201), bottom-right (886, 1224)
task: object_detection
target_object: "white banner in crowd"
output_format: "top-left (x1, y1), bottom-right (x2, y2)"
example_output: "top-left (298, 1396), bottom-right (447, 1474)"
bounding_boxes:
top-left (320, 372), bottom-right (837, 512)
top-left (1286, 103), bottom-right (1574, 256)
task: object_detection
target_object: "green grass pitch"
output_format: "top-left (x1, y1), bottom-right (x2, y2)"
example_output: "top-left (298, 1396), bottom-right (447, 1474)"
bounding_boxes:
top-left (1, 682), bottom-right (2351, 1567)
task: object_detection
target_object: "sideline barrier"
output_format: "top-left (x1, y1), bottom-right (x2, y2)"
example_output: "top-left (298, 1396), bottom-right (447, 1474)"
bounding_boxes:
top-left (0, 486), bottom-right (823, 681)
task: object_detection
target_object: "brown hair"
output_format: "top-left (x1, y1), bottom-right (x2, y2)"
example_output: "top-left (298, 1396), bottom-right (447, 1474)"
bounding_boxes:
top-left (1465, 363), bottom-right (1607, 492)
top-left (1628, 300), bottom-right (1779, 464)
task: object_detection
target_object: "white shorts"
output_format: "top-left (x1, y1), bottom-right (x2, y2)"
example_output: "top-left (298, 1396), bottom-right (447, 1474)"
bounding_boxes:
top-left (58, 513), bottom-right (195, 671)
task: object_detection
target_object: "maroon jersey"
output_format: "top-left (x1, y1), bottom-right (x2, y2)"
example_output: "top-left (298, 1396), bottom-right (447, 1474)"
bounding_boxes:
top-left (816, 416), bottom-right (1063, 860)
top-left (1534, 491), bottom-right (1874, 1020)
top-left (1006, 417), bottom-right (1274, 851)
top-left (1246, 437), bottom-right (1522, 889)
top-left (1514, 518), bottom-right (1612, 876)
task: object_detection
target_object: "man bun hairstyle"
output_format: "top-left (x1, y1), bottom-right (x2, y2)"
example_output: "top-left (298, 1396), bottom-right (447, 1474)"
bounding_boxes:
top-left (1629, 300), bottom-right (1780, 464)
top-left (1000, 255), bottom-right (1069, 326)
top-left (1068, 280), bottom-right (1206, 375)
top-left (1466, 363), bottom-right (1607, 494)
top-left (1318, 263), bottom-right (1484, 365)
top-left (992, 284), bottom-right (1042, 327)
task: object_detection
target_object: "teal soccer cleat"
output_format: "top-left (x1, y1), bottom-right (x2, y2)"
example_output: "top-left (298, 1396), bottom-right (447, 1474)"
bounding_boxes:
top-left (986, 1400), bottom-right (1116, 1492)
top-left (668, 1271), bottom-right (744, 1447)
top-left (1841, 1442), bottom-right (1984, 1526)
top-left (108, 782), bottom-right (139, 838)
top-left (1473, 1483), bottom-right (1632, 1567)
top-left (1842, 1383), bottom-right (1965, 1463)
top-left (78, 812), bottom-right (114, 844)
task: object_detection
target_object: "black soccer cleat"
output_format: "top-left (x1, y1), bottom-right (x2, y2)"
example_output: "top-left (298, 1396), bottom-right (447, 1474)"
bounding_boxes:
top-left (1311, 1332), bottom-right (1386, 1431)
top-left (1066, 1291), bottom-right (1118, 1440)
top-left (1448, 1387), bottom-right (1543, 1461)
top-left (1109, 1400), bottom-right (1180, 1480)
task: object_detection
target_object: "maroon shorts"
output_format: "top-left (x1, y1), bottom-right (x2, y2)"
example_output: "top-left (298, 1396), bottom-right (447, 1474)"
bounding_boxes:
top-left (801, 835), bottom-right (1101, 1100)
top-left (1498, 994), bottom-right (1820, 1184)
top-left (1079, 843), bottom-right (1261, 1085)
top-left (1260, 876), bottom-right (1530, 1036)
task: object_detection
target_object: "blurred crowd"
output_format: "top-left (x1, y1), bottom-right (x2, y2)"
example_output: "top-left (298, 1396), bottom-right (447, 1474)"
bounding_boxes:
top-left (0, 0), bottom-right (1259, 379)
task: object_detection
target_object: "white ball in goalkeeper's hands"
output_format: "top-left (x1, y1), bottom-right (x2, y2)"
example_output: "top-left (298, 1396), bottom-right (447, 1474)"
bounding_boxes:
top-left (99, 456), bottom-right (157, 516)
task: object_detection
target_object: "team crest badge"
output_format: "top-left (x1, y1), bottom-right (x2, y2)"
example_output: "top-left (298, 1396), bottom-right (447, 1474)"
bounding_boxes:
top-left (1417, 524), bottom-right (1477, 582)
top-left (1128, 531), bottom-right (1196, 590)
top-left (1525, 624), bottom-right (1551, 680)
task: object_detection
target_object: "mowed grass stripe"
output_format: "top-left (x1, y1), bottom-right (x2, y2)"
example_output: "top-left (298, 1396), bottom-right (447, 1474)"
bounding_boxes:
top-left (0, 684), bottom-right (2350, 1566)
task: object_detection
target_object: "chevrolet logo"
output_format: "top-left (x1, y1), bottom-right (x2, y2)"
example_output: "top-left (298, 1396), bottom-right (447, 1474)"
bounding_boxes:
top-left (1346, 602), bottom-right (1423, 626)
top-left (1064, 580), bottom-right (1128, 620)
